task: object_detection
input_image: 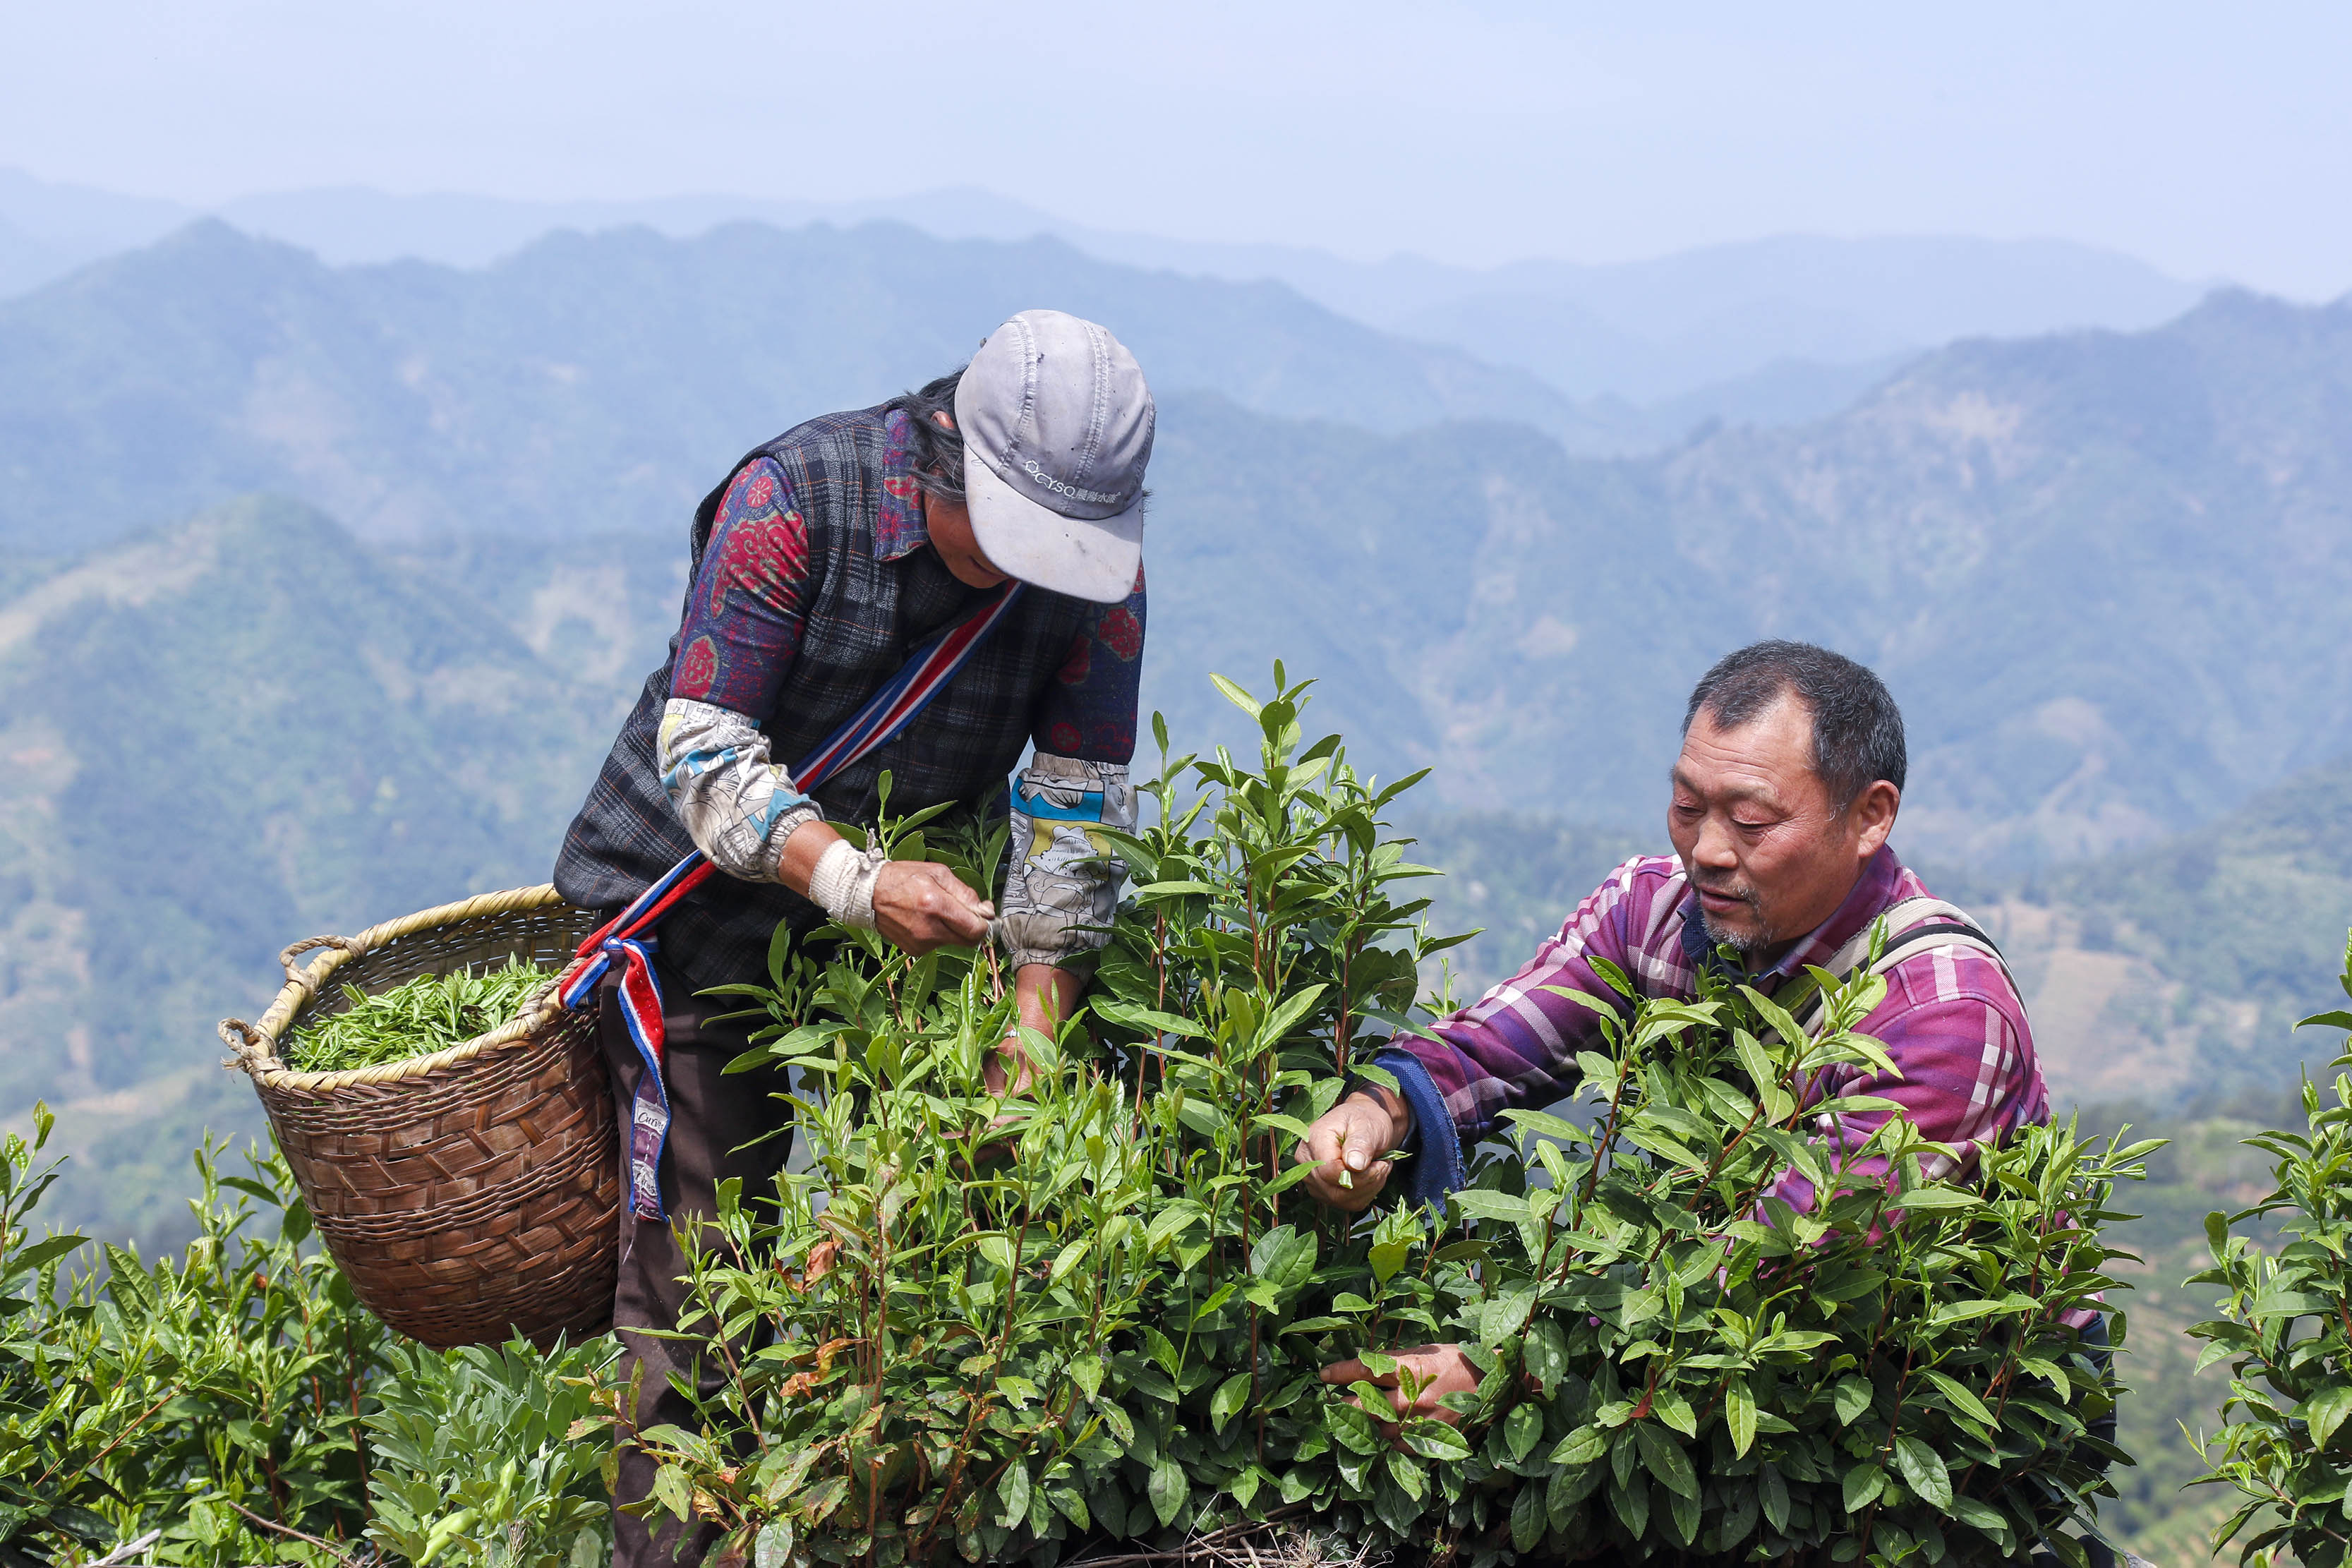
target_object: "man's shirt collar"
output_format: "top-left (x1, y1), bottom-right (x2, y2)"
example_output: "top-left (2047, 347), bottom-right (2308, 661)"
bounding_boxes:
top-left (1679, 844), bottom-right (1908, 987)
top-left (874, 408), bottom-right (930, 562)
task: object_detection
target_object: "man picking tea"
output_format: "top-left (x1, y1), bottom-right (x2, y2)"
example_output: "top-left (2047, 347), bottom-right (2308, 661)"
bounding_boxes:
top-left (1292, 642), bottom-right (2052, 1423)
top-left (554, 310), bottom-right (1153, 1567)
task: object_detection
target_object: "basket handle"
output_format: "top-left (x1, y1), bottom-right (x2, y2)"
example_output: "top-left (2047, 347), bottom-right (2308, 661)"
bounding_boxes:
top-left (219, 1017), bottom-right (282, 1076)
top-left (280, 934), bottom-right (363, 982)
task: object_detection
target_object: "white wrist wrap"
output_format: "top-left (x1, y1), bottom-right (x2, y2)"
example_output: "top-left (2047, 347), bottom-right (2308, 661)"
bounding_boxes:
top-left (807, 838), bottom-right (886, 929)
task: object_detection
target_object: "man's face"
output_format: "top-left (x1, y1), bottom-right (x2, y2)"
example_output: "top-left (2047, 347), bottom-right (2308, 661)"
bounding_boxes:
top-left (1667, 693), bottom-right (1896, 964)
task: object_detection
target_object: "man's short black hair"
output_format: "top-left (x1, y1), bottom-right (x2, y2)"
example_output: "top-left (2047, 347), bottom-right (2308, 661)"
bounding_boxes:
top-left (882, 368), bottom-right (967, 502)
top-left (1682, 641), bottom-right (1907, 807)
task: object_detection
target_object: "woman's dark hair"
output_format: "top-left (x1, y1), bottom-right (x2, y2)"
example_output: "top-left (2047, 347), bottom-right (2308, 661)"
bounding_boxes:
top-left (882, 368), bottom-right (968, 502)
top-left (1682, 640), bottom-right (1907, 807)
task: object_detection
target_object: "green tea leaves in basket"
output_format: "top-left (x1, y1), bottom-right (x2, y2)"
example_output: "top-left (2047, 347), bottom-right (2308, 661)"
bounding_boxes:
top-left (287, 956), bottom-right (552, 1073)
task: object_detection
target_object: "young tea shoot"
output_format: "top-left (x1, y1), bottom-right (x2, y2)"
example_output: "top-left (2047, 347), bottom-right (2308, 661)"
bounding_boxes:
top-left (286, 956), bottom-right (552, 1073)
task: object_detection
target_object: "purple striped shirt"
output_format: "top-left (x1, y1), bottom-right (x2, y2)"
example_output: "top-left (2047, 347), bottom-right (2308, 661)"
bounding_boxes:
top-left (1385, 846), bottom-right (2049, 1213)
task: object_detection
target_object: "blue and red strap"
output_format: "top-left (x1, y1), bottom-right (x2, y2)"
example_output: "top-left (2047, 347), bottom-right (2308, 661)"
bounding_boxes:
top-left (560, 581), bottom-right (1025, 1220)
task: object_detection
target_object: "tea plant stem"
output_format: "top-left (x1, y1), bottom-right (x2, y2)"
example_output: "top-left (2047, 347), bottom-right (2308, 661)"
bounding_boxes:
top-left (1581, 1058), bottom-right (1633, 1207)
top-left (1853, 1344), bottom-right (1917, 1549)
top-left (224, 1497), bottom-right (363, 1568)
top-left (1953, 1206), bottom-right (2062, 1503)
top-left (37, 1392), bottom-right (174, 1491)
top-left (908, 1395), bottom-right (995, 1562)
top-left (344, 1315), bottom-right (368, 1502)
top-left (706, 1293), bottom-right (771, 1464)
top-left (1334, 941), bottom-right (1353, 1078)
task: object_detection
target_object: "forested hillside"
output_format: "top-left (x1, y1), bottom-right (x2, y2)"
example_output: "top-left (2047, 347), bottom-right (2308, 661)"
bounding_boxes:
top-left (1993, 756), bottom-right (2352, 1109)
top-left (0, 497), bottom-right (616, 1243)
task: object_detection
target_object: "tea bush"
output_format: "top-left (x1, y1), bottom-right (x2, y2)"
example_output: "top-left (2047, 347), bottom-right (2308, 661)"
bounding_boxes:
top-left (619, 673), bottom-right (2150, 1568)
top-left (2185, 935), bottom-right (2352, 1566)
top-left (0, 1121), bottom-right (386, 1564)
top-left (0, 1117), bottom-right (615, 1567)
top-left (0, 671), bottom-right (2161, 1567)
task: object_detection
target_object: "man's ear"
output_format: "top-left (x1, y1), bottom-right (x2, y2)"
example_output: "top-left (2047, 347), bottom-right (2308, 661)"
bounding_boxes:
top-left (1850, 780), bottom-right (1900, 857)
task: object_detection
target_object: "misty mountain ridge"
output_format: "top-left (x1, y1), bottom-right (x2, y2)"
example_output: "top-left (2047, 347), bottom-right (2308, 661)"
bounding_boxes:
top-left (0, 165), bottom-right (2219, 414)
top-left (4, 215), bottom-right (2348, 872)
top-left (0, 217), bottom-right (1660, 550)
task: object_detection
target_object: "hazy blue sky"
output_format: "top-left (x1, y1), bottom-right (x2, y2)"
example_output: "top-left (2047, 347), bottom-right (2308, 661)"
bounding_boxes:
top-left (7, 2), bottom-right (2350, 296)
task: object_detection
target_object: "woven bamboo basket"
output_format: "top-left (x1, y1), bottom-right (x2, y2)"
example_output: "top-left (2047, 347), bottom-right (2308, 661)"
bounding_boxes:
top-left (219, 885), bottom-right (618, 1350)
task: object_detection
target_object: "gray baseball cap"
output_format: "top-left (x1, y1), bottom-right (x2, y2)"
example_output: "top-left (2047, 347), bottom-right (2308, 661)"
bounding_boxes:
top-left (955, 310), bottom-right (1154, 605)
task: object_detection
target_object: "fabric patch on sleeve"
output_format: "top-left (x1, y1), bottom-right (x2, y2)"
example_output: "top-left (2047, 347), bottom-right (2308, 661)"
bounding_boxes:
top-left (675, 635), bottom-right (719, 701)
top-left (1029, 565), bottom-right (1146, 766)
top-left (669, 458), bottom-right (812, 716)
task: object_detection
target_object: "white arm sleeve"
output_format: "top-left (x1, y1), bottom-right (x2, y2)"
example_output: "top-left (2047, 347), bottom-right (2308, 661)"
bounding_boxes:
top-left (999, 752), bottom-right (1135, 970)
top-left (656, 697), bottom-right (825, 882)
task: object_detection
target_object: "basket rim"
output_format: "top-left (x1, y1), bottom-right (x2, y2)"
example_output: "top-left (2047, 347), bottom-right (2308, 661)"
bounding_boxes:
top-left (226, 883), bottom-right (599, 1093)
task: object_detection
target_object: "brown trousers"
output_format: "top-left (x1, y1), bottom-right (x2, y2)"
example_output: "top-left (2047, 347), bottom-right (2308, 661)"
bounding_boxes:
top-left (598, 955), bottom-right (795, 1568)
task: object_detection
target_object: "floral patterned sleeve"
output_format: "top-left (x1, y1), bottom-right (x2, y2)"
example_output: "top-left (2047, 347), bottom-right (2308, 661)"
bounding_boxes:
top-left (657, 459), bottom-right (821, 883)
top-left (999, 568), bottom-right (1147, 969)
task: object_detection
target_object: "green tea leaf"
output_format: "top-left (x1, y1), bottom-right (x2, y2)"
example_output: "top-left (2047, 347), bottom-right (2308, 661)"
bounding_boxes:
top-left (1511, 1480), bottom-right (1547, 1552)
top-left (1400, 1418), bottom-right (1473, 1461)
top-left (995, 1460), bottom-right (1032, 1528)
top-left (1893, 1433), bottom-right (1953, 1511)
top-left (1504, 1401), bottom-right (1543, 1462)
top-left (1092, 1000), bottom-right (1210, 1037)
top-left (1949, 1495), bottom-right (2010, 1539)
top-left (1843, 1460), bottom-right (1885, 1513)
top-left (1725, 1377), bottom-right (1758, 1458)
top-left (2303, 1383), bottom-right (2352, 1449)
top-left (1921, 1368), bottom-right (1997, 1428)
top-left (1147, 1456), bottom-right (1188, 1526)
top-left (1208, 1372), bottom-right (1252, 1435)
top-left (1635, 1421), bottom-right (1699, 1500)
top-left (1480, 1284), bottom-right (1538, 1346)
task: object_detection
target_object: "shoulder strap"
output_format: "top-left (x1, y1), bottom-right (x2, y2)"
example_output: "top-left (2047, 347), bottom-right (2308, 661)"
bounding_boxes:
top-left (790, 581), bottom-right (1027, 793)
top-left (1782, 896), bottom-right (2014, 1037)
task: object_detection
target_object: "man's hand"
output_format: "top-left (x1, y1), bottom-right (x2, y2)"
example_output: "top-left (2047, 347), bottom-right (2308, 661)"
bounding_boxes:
top-left (1320, 1344), bottom-right (1480, 1436)
top-left (872, 861), bottom-right (993, 954)
top-left (1292, 1087), bottom-right (1411, 1212)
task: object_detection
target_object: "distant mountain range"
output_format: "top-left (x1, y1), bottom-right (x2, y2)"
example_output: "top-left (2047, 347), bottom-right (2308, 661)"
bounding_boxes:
top-left (0, 218), bottom-right (1653, 548)
top-left (5, 219), bottom-right (2349, 872)
top-left (0, 166), bottom-right (2219, 418)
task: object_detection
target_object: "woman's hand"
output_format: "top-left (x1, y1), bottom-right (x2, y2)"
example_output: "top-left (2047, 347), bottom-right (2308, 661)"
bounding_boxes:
top-left (780, 820), bottom-right (991, 954)
top-left (870, 861), bottom-right (993, 953)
